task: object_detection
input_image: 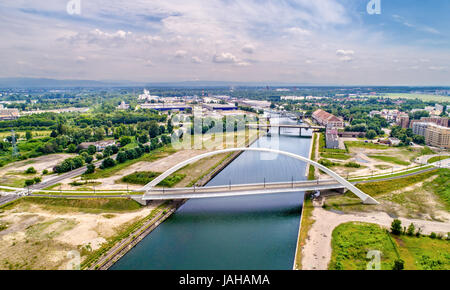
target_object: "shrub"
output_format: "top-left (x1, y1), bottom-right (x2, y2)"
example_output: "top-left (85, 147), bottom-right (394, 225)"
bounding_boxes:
top-left (390, 219), bottom-right (402, 235)
top-left (85, 164), bottom-right (95, 174)
top-left (42, 169), bottom-right (49, 175)
top-left (25, 167), bottom-right (37, 174)
top-left (33, 177), bottom-right (42, 183)
top-left (392, 259), bottom-right (404, 270)
top-left (100, 158), bottom-right (116, 169)
top-left (406, 223), bottom-right (415, 236)
top-left (344, 162), bottom-right (361, 168)
top-left (429, 232), bottom-right (437, 239)
top-left (25, 179), bottom-right (35, 187)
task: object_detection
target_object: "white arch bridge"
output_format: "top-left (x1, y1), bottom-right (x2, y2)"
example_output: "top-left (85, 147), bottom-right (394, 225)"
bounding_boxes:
top-left (138, 148), bottom-right (379, 205)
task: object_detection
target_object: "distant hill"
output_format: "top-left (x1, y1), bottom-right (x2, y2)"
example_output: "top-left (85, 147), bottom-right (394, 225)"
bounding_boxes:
top-left (0, 78), bottom-right (320, 88)
top-left (0, 78), bottom-right (145, 88)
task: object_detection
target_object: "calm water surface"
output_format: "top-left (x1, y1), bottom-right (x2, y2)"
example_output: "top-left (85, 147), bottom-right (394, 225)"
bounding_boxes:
top-left (111, 117), bottom-right (312, 270)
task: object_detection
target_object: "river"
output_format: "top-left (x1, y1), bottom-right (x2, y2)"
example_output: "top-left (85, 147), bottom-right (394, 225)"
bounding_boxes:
top-left (111, 117), bottom-right (312, 270)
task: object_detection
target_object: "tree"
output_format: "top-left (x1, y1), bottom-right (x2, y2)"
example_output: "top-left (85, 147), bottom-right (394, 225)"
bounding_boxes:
top-left (85, 164), bottom-right (95, 174)
top-left (25, 179), bottom-right (35, 187)
top-left (50, 130), bottom-right (58, 138)
top-left (67, 144), bottom-right (77, 153)
top-left (167, 119), bottom-right (174, 134)
top-left (25, 131), bottom-right (32, 141)
top-left (392, 259), bottom-right (404, 270)
top-left (149, 121), bottom-right (160, 138)
top-left (25, 167), bottom-right (37, 174)
top-left (366, 129), bottom-right (377, 140)
top-left (87, 145), bottom-right (97, 155)
top-left (84, 155), bottom-right (93, 164)
top-left (119, 136), bottom-right (132, 147)
top-left (138, 134), bottom-right (149, 144)
top-left (101, 158), bottom-right (116, 169)
top-left (407, 223), bottom-right (415, 236)
top-left (391, 219), bottom-right (402, 235)
top-left (116, 151), bottom-right (127, 163)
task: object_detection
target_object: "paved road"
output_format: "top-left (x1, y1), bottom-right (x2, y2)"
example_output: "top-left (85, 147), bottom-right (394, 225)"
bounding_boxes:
top-left (0, 194), bottom-right (20, 206)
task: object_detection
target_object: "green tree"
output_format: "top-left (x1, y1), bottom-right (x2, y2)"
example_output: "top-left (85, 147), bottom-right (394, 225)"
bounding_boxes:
top-left (366, 129), bottom-right (377, 140)
top-left (87, 145), bottom-right (97, 155)
top-left (85, 164), bottom-right (95, 174)
top-left (391, 219), bottom-right (402, 235)
top-left (25, 131), bottom-right (32, 141)
top-left (119, 136), bottom-right (132, 147)
top-left (25, 167), bottom-right (37, 174)
top-left (101, 157), bottom-right (116, 169)
top-left (407, 223), bottom-right (415, 236)
top-left (67, 144), bottom-right (77, 153)
top-left (25, 179), bottom-right (35, 187)
top-left (149, 121), bottom-right (160, 138)
top-left (116, 151), bottom-right (127, 163)
top-left (392, 259), bottom-right (404, 270)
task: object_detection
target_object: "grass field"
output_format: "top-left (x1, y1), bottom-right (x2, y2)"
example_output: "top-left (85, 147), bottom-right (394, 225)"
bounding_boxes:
top-left (329, 222), bottom-right (450, 270)
top-left (368, 155), bottom-right (411, 166)
top-left (345, 141), bottom-right (389, 150)
top-left (382, 93), bottom-right (450, 102)
top-left (121, 171), bottom-right (186, 187)
top-left (320, 152), bottom-right (351, 160)
top-left (1, 197), bottom-right (142, 213)
top-left (356, 169), bottom-right (439, 197)
top-left (428, 156), bottom-right (450, 164)
top-left (294, 197), bottom-right (315, 269)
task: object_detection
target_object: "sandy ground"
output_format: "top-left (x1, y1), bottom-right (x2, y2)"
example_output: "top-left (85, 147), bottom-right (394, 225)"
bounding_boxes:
top-left (0, 154), bottom-right (75, 176)
top-left (0, 201), bottom-right (161, 269)
top-left (320, 143), bottom-right (422, 179)
top-left (301, 197), bottom-right (450, 270)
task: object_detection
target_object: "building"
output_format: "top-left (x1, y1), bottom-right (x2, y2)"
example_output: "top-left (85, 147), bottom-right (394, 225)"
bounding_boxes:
top-left (203, 103), bottom-right (237, 111)
top-left (140, 103), bottom-right (191, 112)
top-left (412, 122), bottom-right (450, 149)
top-left (338, 131), bottom-right (366, 138)
top-left (78, 140), bottom-right (117, 151)
top-left (325, 128), bottom-right (339, 149)
top-left (117, 101), bottom-right (130, 110)
top-left (0, 105), bottom-right (19, 120)
top-left (419, 117), bottom-right (449, 128)
top-left (397, 114), bottom-right (410, 129)
top-left (412, 122), bottom-right (429, 137)
top-left (425, 124), bottom-right (450, 149)
top-left (138, 89), bottom-right (160, 102)
top-left (312, 109), bottom-right (344, 128)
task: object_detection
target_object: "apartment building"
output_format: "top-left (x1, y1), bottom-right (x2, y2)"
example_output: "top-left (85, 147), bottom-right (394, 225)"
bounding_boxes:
top-left (412, 122), bottom-right (450, 149)
top-left (312, 109), bottom-right (344, 128)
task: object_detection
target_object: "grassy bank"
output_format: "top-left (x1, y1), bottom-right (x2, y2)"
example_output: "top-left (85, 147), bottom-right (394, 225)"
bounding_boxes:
top-left (428, 156), bottom-right (450, 164)
top-left (294, 197), bottom-right (315, 269)
top-left (356, 169), bottom-right (439, 197)
top-left (368, 155), bottom-right (411, 166)
top-left (329, 222), bottom-right (450, 270)
top-left (1, 197), bottom-right (142, 213)
top-left (121, 171), bottom-right (186, 187)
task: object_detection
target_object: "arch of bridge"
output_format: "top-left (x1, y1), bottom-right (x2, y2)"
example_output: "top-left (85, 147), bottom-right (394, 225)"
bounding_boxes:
top-left (141, 147), bottom-right (379, 205)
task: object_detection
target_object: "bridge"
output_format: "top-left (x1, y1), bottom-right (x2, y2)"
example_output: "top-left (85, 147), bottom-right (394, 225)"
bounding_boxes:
top-left (139, 148), bottom-right (379, 205)
top-left (246, 124), bottom-right (324, 137)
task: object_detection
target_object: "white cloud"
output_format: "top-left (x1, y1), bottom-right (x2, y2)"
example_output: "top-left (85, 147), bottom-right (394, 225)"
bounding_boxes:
top-left (191, 56), bottom-right (202, 64)
top-left (174, 50), bottom-right (188, 58)
top-left (213, 52), bottom-right (238, 64)
top-left (336, 49), bottom-right (355, 62)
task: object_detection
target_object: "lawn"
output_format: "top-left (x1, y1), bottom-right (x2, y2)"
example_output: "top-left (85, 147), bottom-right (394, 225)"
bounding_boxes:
top-left (356, 169), bottom-right (439, 197)
top-left (368, 155), bottom-right (411, 166)
top-left (1, 197), bottom-right (143, 213)
top-left (428, 156), bottom-right (450, 164)
top-left (121, 171), bottom-right (186, 187)
top-left (382, 93), bottom-right (450, 102)
top-left (329, 222), bottom-right (450, 270)
top-left (345, 141), bottom-right (389, 150)
top-left (320, 152), bottom-right (351, 160)
top-left (329, 222), bottom-right (399, 270)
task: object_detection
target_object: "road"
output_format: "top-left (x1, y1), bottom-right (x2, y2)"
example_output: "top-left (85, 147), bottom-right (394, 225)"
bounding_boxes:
top-left (30, 154), bottom-right (117, 190)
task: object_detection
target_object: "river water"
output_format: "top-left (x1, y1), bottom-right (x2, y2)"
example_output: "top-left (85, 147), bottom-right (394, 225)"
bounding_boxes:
top-left (111, 117), bottom-right (312, 270)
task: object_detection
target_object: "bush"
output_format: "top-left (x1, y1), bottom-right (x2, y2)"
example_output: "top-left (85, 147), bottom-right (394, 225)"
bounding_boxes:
top-left (25, 179), bottom-right (35, 187)
top-left (392, 259), bottom-right (405, 270)
top-left (429, 232), bottom-right (437, 239)
top-left (85, 164), bottom-right (95, 174)
top-left (344, 162), bottom-right (361, 168)
top-left (42, 169), bottom-right (49, 175)
top-left (100, 158), bottom-right (116, 169)
top-left (406, 223), bottom-right (415, 236)
top-left (390, 219), bottom-right (402, 235)
top-left (33, 177), bottom-right (41, 183)
top-left (25, 167), bottom-right (37, 174)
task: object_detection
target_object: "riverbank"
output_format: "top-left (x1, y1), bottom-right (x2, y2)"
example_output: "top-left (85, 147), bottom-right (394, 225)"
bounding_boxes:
top-left (293, 133), bottom-right (316, 270)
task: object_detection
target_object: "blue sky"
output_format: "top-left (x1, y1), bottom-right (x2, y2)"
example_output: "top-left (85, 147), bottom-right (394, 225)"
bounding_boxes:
top-left (0, 0), bottom-right (449, 85)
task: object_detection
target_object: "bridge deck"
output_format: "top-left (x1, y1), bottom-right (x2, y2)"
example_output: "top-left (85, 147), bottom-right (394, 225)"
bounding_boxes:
top-left (141, 179), bottom-right (344, 200)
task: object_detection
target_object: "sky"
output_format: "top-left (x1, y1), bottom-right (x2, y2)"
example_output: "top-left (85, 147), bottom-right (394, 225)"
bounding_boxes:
top-left (1, 0), bottom-right (450, 85)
